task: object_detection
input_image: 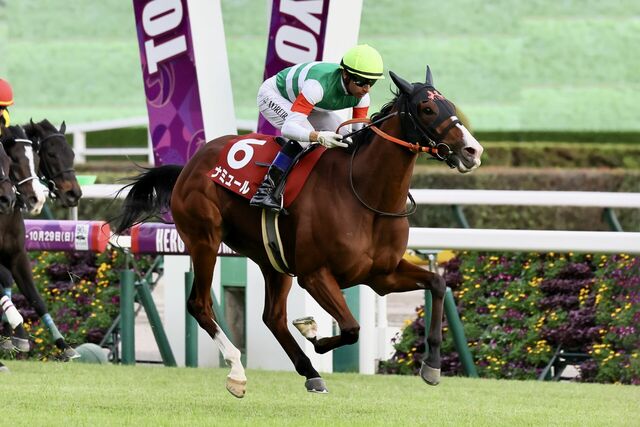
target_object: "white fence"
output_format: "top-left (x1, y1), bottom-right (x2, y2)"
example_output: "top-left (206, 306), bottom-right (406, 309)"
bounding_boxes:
top-left (78, 185), bottom-right (640, 254)
top-left (73, 186), bottom-right (640, 370)
top-left (66, 117), bottom-right (257, 164)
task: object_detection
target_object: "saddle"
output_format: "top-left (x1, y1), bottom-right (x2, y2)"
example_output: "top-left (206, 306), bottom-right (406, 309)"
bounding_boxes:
top-left (209, 133), bottom-right (325, 208)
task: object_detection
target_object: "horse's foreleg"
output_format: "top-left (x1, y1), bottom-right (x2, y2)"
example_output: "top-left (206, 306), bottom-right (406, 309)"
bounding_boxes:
top-left (261, 267), bottom-right (325, 392)
top-left (370, 259), bottom-right (446, 385)
top-left (297, 269), bottom-right (360, 355)
top-left (10, 252), bottom-right (79, 359)
top-left (184, 238), bottom-right (246, 398)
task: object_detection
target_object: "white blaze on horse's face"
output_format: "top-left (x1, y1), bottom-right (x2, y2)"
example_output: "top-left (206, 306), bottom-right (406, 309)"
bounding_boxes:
top-left (23, 145), bottom-right (46, 215)
top-left (453, 123), bottom-right (483, 173)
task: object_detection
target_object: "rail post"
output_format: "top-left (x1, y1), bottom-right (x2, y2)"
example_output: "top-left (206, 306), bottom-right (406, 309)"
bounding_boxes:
top-left (443, 287), bottom-right (478, 377)
top-left (135, 279), bottom-right (177, 367)
top-left (119, 254), bottom-right (136, 365)
top-left (185, 269), bottom-right (198, 367)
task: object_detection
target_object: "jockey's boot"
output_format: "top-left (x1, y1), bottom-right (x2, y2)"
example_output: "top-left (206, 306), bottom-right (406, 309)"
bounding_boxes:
top-left (250, 139), bottom-right (303, 212)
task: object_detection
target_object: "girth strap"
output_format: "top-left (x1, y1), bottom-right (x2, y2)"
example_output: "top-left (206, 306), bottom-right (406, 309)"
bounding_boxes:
top-left (261, 209), bottom-right (294, 276)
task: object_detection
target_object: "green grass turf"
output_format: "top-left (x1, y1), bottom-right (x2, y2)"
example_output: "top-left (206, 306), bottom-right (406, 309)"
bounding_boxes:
top-left (5, 0), bottom-right (640, 132)
top-left (1, 361), bottom-right (638, 426)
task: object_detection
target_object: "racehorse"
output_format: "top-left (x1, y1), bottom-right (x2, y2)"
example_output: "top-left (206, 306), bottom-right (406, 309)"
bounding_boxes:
top-left (0, 124), bottom-right (46, 353)
top-left (113, 68), bottom-right (483, 397)
top-left (0, 120), bottom-right (81, 359)
top-left (0, 137), bottom-right (17, 371)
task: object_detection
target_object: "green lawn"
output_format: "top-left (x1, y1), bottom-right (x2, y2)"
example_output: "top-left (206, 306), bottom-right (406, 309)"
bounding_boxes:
top-left (4, 0), bottom-right (640, 132)
top-left (2, 361), bottom-right (638, 426)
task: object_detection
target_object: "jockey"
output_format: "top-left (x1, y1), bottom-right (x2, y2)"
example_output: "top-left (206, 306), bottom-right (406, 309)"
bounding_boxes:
top-left (250, 44), bottom-right (385, 211)
top-left (0, 79), bottom-right (14, 130)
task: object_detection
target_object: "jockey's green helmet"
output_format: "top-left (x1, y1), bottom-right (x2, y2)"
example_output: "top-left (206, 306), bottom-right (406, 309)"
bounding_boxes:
top-left (340, 44), bottom-right (385, 80)
top-left (0, 79), bottom-right (14, 107)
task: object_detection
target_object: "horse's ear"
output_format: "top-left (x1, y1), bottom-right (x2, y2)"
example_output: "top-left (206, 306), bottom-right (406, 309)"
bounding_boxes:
top-left (425, 66), bottom-right (433, 86)
top-left (60, 121), bottom-right (66, 134)
top-left (389, 71), bottom-right (413, 95)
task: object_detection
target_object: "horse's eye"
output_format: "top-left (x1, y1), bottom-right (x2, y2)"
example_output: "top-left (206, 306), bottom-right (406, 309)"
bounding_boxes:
top-left (423, 107), bottom-right (434, 114)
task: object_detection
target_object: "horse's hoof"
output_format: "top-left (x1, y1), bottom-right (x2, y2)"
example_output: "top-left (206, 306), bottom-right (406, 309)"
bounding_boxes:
top-left (62, 347), bottom-right (81, 361)
top-left (0, 364), bottom-right (10, 373)
top-left (226, 376), bottom-right (246, 398)
top-left (12, 337), bottom-right (30, 353)
top-left (420, 362), bottom-right (441, 386)
top-left (305, 377), bottom-right (328, 393)
top-left (293, 316), bottom-right (318, 340)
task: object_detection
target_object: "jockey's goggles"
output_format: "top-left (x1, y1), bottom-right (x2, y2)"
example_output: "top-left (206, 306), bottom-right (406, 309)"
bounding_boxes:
top-left (349, 73), bottom-right (376, 88)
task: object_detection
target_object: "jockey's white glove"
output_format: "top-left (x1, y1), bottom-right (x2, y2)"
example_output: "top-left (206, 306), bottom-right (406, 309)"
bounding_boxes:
top-left (316, 131), bottom-right (348, 148)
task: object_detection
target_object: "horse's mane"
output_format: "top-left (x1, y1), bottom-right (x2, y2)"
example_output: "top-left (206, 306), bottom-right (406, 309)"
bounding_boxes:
top-left (353, 89), bottom-right (404, 147)
top-left (22, 119), bottom-right (57, 136)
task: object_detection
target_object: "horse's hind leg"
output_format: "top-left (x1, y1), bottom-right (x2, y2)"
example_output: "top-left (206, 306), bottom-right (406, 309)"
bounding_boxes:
top-left (260, 267), bottom-right (325, 393)
top-left (10, 252), bottom-right (79, 359)
top-left (296, 268), bottom-right (361, 356)
top-left (178, 222), bottom-right (246, 398)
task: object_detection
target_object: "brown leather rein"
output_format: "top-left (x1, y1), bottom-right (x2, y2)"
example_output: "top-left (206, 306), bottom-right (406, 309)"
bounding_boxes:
top-left (337, 115), bottom-right (453, 161)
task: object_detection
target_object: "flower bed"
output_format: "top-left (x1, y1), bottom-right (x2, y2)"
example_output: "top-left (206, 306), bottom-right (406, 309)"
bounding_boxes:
top-left (3, 249), bottom-right (153, 360)
top-left (379, 252), bottom-right (640, 384)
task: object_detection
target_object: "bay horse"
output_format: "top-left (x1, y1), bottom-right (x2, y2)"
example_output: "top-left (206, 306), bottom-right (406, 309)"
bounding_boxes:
top-left (113, 68), bottom-right (483, 397)
top-left (0, 120), bottom-right (82, 360)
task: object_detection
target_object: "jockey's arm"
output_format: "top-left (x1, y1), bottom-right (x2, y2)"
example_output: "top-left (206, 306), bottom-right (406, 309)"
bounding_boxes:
top-left (281, 80), bottom-right (324, 145)
top-left (350, 94), bottom-right (370, 133)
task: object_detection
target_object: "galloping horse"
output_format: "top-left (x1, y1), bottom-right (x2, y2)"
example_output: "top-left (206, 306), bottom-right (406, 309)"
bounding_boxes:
top-left (114, 68), bottom-right (483, 397)
top-left (0, 124), bottom-right (46, 353)
top-left (0, 139), bottom-right (17, 372)
top-left (0, 120), bottom-right (81, 359)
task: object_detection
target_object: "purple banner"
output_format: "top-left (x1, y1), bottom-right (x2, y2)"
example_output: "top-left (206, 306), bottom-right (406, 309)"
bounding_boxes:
top-left (258, 0), bottom-right (331, 135)
top-left (25, 220), bottom-right (110, 252)
top-left (133, 0), bottom-right (206, 165)
top-left (131, 223), bottom-right (238, 256)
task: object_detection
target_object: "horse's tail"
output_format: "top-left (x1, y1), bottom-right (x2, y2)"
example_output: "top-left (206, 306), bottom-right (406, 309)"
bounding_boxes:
top-left (112, 165), bottom-right (183, 234)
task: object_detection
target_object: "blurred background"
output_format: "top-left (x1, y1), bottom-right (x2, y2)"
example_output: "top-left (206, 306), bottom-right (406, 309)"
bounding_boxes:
top-left (4, 0), bottom-right (640, 134)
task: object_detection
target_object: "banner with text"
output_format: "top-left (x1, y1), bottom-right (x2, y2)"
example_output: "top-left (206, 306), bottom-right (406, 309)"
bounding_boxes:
top-left (133, 0), bottom-right (236, 165)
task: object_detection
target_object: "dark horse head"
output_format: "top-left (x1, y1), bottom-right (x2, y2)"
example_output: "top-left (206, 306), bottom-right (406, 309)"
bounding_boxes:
top-left (376, 66), bottom-right (483, 172)
top-left (23, 119), bottom-right (82, 207)
top-left (0, 124), bottom-right (47, 215)
top-left (0, 135), bottom-right (16, 214)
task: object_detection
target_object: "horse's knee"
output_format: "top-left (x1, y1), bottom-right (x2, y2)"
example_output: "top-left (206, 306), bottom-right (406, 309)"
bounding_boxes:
top-left (341, 325), bottom-right (360, 345)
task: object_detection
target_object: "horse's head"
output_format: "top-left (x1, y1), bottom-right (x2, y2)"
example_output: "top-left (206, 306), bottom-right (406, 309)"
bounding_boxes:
top-left (24, 119), bottom-right (82, 207)
top-left (0, 130), bottom-right (16, 215)
top-left (0, 124), bottom-right (47, 215)
top-left (389, 67), bottom-right (483, 173)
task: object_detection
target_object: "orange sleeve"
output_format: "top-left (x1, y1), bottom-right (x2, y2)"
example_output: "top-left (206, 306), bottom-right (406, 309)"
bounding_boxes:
top-left (353, 106), bottom-right (369, 119)
top-left (291, 94), bottom-right (314, 115)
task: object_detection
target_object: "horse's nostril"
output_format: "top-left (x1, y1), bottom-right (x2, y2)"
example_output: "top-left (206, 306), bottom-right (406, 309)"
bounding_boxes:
top-left (0, 195), bottom-right (10, 206)
top-left (28, 196), bottom-right (39, 206)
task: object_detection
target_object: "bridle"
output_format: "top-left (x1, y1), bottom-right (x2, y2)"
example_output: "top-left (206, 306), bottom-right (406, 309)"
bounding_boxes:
top-left (337, 89), bottom-right (461, 217)
top-left (10, 138), bottom-right (40, 198)
top-left (37, 132), bottom-right (76, 196)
